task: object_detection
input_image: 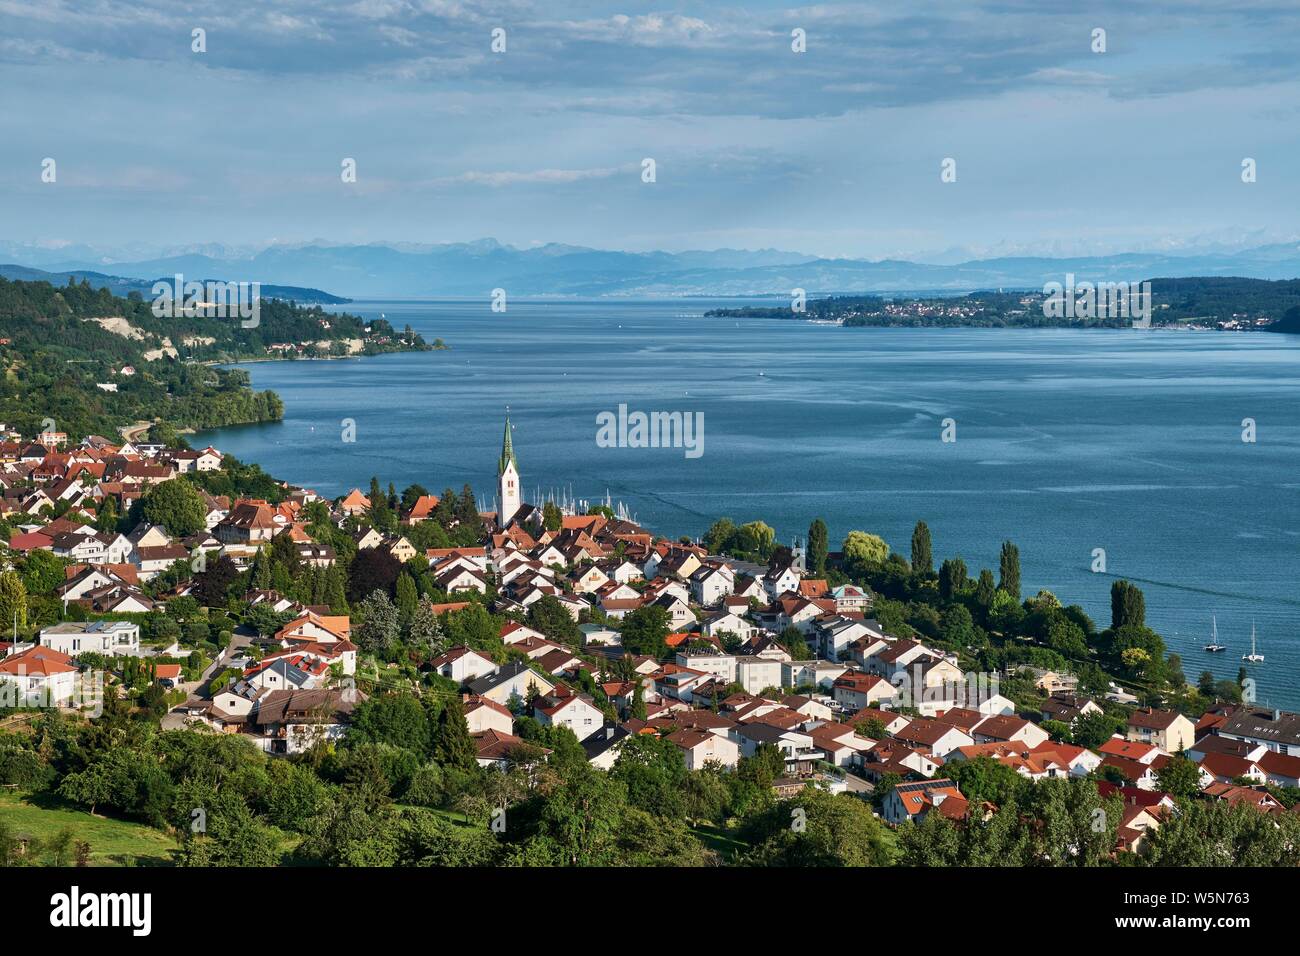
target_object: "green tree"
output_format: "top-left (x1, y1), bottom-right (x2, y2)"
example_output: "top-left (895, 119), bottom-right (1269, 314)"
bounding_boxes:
top-left (807, 518), bottom-right (829, 575)
top-left (741, 789), bottom-right (890, 867)
top-left (1110, 580), bottom-right (1146, 630)
top-left (542, 501), bottom-right (562, 532)
top-left (0, 571), bottom-right (28, 631)
top-left (998, 541), bottom-right (1021, 600)
top-left (620, 604), bottom-right (671, 658)
top-left (140, 479), bottom-right (207, 537)
top-left (842, 530), bottom-right (889, 569)
top-left (432, 697), bottom-right (477, 772)
top-left (1154, 754), bottom-right (1202, 800)
top-left (910, 521), bottom-right (933, 575)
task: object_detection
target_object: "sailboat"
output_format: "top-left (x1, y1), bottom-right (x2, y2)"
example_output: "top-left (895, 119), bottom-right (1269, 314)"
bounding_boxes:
top-left (1242, 622), bottom-right (1265, 663)
top-left (1204, 615), bottom-right (1226, 652)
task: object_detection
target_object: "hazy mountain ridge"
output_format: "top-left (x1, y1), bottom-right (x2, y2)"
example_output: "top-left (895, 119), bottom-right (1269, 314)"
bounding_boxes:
top-left (6, 240), bottom-right (1300, 298)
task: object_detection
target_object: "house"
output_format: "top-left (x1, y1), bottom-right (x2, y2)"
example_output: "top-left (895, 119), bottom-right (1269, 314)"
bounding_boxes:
top-left (582, 724), bottom-right (631, 770)
top-left (339, 488), bottom-right (370, 516)
top-left (1098, 737), bottom-right (1163, 764)
top-left (763, 564), bottom-right (802, 601)
top-left (155, 664), bottom-right (184, 688)
top-left (533, 692), bottom-right (605, 742)
top-left (467, 661), bottom-right (556, 707)
top-left (731, 724), bottom-right (822, 775)
top-left (429, 646), bottom-right (498, 684)
top-left (1040, 693), bottom-right (1103, 726)
top-left (463, 695), bottom-right (515, 736)
top-left (666, 728), bottom-right (740, 769)
top-left (0, 645), bottom-right (81, 707)
top-left (276, 611), bottom-right (351, 644)
top-left (39, 621), bottom-right (140, 657)
top-left (652, 592), bottom-right (696, 630)
top-left (894, 718), bottom-right (975, 759)
top-left (471, 729), bottom-right (547, 770)
top-left (882, 779), bottom-right (968, 826)
top-left (970, 714), bottom-right (1050, 749)
top-left (830, 583), bottom-right (872, 613)
top-left (1216, 707), bottom-right (1300, 757)
top-left (689, 565), bottom-right (734, 607)
top-left (783, 659), bottom-right (848, 691)
top-left (701, 611), bottom-right (753, 644)
top-left (735, 657), bottom-right (783, 696)
top-left (1126, 708), bottom-right (1195, 753)
top-left (252, 688), bottom-right (363, 754)
top-left (674, 650), bottom-right (737, 685)
top-left (833, 672), bottom-right (898, 713)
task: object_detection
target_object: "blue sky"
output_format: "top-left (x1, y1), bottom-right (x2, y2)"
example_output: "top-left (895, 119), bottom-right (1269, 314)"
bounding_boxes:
top-left (2, 0), bottom-right (1298, 260)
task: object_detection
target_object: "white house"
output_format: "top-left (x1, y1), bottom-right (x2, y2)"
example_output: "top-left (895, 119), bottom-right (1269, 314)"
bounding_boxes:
top-left (736, 657), bottom-right (783, 696)
top-left (430, 646), bottom-right (498, 684)
top-left (667, 728), bottom-right (740, 769)
top-left (39, 621), bottom-right (140, 657)
top-left (533, 693), bottom-right (605, 742)
top-left (0, 646), bottom-right (80, 707)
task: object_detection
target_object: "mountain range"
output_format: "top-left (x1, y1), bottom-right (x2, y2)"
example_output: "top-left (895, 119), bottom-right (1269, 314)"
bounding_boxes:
top-left (4, 239), bottom-right (1300, 299)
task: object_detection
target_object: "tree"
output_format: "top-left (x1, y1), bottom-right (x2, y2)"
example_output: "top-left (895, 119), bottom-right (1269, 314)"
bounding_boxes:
top-left (734, 521), bottom-right (776, 558)
top-left (620, 605), bottom-right (671, 659)
top-left (542, 501), bottom-right (562, 532)
top-left (94, 496), bottom-right (119, 533)
top-left (432, 697), bottom-right (477, 772)
top-left (194, 555), bottom-right (238, 608)
top-left (938, 557), bottom-right (968, 601)
top-left (974, 568), bottom-right (996, 607)
top-left (405, 600), bottom-right (443, 650)
top-left (703, 517), bottom-right (736, 553)
top-left (0, 571), bottom-right (28, 631)
top-left (998, 541), bottom-right (1021, 600)
top-left (348, 548), bottom-right (401, 601)
top-left (631, 682), bottom-right (647, 721)
top-left (527, 595), bottom-right (581, 646)
top-left (140, 479), bottom-right (207, 537)
top-left (741, 789), bottom-right (890, 867)
top-left (354, 590), bottom-right (400, 656)
top-left (807, 518), bottom-right (829, 575)
top-left (842, 530), bottom-right (889, 568)
top-left (1141, 799), bottom-right (1300, 866)
top-left (1072, 710), bottom-right (1122, 749)
top-left (910, 521), bottom-right (933, 575)
top-left (395, 571), bottom-right (419, 618)
top-left (1110, 580), bottom-right (1146, 630)
top-left (1155, 754), bottom-right (1202, 800)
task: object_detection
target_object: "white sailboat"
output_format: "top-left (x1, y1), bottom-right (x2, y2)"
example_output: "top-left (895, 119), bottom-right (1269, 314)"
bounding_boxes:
top-left (1204, 615), bottom-right (1226, 652)
top-left (1242, 622), bottom-right (1264, 663)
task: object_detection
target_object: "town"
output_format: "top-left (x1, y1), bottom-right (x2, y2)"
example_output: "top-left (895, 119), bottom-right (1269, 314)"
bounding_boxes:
top-left (1, 417), bottom-right (1298, 867)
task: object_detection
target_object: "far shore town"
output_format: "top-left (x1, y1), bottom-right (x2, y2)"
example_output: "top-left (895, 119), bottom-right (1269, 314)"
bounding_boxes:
top-left (1, 417), bottom-right (1296, 855)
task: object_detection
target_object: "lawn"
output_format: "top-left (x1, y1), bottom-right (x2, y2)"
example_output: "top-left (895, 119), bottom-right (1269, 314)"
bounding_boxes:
top-left (0, 790), bottom-right (179, 866)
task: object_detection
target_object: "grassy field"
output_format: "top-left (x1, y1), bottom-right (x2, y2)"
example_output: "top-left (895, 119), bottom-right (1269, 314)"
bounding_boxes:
top-left (0, 790), bottom-right (179, 867)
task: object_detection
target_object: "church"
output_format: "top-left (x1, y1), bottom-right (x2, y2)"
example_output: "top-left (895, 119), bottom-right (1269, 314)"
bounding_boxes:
top-left (497, 414), bottom-right (522, 527)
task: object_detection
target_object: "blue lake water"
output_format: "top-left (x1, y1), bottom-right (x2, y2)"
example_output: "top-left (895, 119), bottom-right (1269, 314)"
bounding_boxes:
top-left (199, 299), bottom-right (1300, 707)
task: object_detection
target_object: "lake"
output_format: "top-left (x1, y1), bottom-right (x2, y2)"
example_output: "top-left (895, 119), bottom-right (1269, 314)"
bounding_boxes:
top-left (199, 299), bottom-right (1300, 707)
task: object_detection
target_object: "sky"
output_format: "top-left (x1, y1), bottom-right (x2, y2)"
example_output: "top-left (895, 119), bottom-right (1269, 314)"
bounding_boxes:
top-left (1, 0), bottom-right (1298, 261)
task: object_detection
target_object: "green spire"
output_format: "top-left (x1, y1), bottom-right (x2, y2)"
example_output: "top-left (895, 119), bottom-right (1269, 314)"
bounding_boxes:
top-left (498, 415), bottom-right (518, 475)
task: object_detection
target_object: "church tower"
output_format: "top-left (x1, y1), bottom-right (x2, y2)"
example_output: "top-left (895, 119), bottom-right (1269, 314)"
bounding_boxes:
top-left (497, 414), bottom-right (521, 527)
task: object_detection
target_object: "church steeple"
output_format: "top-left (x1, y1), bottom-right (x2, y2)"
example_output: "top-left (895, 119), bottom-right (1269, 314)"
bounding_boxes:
top-left (498, 414), bottom-right (518, 476)
top-left (497, 412), bottom-right (521, 527)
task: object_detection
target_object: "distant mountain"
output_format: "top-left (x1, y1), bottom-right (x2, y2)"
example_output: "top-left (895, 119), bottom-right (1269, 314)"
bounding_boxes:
top-left (0, 263), bottom-right (350, 304)
top-left (15, 239), bottom-right (1300, 298)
